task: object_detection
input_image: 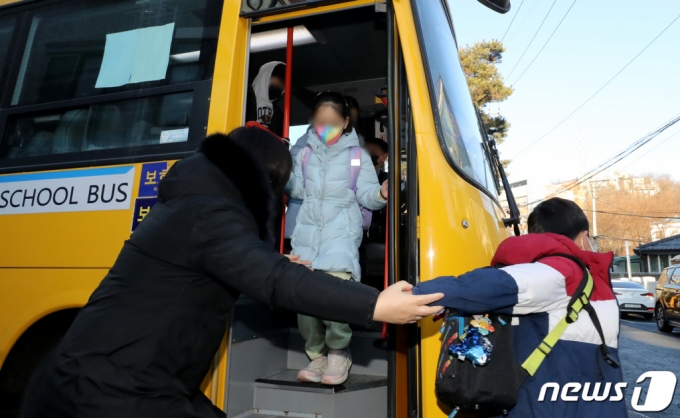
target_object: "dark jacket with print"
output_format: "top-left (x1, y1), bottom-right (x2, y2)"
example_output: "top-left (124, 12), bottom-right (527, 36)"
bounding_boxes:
top-left (24, 134), bottom-right (379, 418)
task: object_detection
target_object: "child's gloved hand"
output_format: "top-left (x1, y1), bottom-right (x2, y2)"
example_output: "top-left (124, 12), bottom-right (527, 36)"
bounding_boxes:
top-left (373, 281), bottom-right (443, 324)
top-left (284, 254), bottom-right (313, 270)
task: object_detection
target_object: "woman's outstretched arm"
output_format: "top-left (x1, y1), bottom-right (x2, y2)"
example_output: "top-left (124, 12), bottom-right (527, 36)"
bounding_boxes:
top-left (191, 205), bottom-right (442, 326)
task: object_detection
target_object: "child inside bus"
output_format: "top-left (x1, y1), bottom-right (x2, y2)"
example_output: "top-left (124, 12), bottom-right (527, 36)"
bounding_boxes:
top-left (245, 61), bottom-right (286, 136)
top-left (286, 92), bottom-right (388, 385)
top-left (345, 95), bottom-right (363, 143)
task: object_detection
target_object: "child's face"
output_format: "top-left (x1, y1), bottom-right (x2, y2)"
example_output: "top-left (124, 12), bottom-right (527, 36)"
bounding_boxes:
top-left (313, 105), bottom-right (349, 132)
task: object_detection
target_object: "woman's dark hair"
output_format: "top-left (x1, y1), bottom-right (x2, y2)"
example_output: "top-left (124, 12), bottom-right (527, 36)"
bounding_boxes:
top-left (228, 126), bottom-right (292, 193)
top-left (528, 197), bottom-right (589, 240)
top-left (345, 95), bottom-right (360, 112)
top-left (312, 91), bottom-right (353, 134)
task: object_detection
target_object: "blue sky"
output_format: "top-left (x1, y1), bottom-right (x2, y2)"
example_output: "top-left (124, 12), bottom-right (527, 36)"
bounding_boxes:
top-left (447, 0), bottom-right (680, 183)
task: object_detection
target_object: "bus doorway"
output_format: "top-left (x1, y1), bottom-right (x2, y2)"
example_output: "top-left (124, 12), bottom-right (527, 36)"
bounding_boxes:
top-left (225, 6), bottom-right (396, 418)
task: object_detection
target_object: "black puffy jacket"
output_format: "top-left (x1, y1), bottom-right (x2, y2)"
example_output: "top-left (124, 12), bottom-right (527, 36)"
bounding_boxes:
top-left (25, 134), bottom-right (379, 418)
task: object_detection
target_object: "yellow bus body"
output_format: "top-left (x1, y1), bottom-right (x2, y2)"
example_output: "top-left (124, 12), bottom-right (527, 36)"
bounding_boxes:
top-left (0, 1), bottom-right (510, 416)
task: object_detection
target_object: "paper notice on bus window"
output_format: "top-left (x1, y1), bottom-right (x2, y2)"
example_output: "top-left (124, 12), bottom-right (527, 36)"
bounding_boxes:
top-left (96, 23), bottom-right (175, 88)
top-left (160, 128), bottom-right (189, 144)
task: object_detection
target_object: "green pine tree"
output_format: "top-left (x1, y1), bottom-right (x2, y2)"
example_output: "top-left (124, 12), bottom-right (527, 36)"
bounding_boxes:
top-left (460, 40), bottom-right (513, 167)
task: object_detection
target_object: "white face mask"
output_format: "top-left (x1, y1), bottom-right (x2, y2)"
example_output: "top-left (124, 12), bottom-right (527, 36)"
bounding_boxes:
top-left (581, 234), bottom-right (595, 252)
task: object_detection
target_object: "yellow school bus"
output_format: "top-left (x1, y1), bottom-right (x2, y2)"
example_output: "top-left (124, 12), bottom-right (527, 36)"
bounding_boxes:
top-left (0, 1), bottom-right (518, 417)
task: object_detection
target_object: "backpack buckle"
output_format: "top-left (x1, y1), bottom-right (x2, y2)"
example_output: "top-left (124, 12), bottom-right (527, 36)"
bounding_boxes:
top-left (566, 308), bottom-right (579, 324)
top-left (604, 354), bottom-right (620, 368)
top-left (600, 345), bottom-right (621, 368)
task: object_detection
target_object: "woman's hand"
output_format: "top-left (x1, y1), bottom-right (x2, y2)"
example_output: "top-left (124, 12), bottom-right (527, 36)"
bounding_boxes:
top-left (284, 254), bottom-right (313, 270)
top-left (380, 181), bottom-right (388, 200)
top-left (373, 281), bottom-right (443, 324)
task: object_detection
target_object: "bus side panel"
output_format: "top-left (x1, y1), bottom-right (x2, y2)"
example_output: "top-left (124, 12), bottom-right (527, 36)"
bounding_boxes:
top-left (205, 0), bottom-right (250, 408)
top-left (392, 2), bottom-right (508, 417)
top-left (0, 163), bottom-right (146, 268)
top-left (0, 268), bottom-right (105, 366)
top-left (207, 0), bottom-right (249, 135)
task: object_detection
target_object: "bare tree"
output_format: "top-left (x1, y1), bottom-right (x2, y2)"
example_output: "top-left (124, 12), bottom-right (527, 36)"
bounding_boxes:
top-left (581, 174), bottom-right (680, 256)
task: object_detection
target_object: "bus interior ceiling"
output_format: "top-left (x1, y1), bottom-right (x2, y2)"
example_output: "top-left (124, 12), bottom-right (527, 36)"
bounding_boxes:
top-left (249, 7), bottom-right (388, 133)
top-left (225, 8), bottom-right (390, 418)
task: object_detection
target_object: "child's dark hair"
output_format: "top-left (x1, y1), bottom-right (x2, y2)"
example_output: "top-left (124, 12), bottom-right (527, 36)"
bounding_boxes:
top-left (312, 91), bottom-right (353, 134)
top-left (345, 95), bottom-right (360, 112)
top-left (364, 137), bottom-right (388, 154)
top-left (528, 197), bottom-right (589, 240)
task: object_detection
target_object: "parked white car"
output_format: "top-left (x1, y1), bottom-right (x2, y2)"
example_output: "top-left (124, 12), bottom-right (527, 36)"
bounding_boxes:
top-left (612, 280), bottom-right (655, 319)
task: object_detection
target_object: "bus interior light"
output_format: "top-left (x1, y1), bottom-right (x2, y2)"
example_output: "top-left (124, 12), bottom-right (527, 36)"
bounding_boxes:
top-left (170, 51), bottom-right (200, 64)
top-left (250, 25), bottom-right (316, 53)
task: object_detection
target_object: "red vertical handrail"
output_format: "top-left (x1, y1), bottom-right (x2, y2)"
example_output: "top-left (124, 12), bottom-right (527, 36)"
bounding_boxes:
top-left (279, 27), bottom-right (294, 254)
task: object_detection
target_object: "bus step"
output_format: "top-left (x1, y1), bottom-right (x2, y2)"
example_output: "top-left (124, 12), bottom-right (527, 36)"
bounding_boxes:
top-left (255, 369), bottom-right (387, 393)
top-left (253, 370), bottom-right (387, 418)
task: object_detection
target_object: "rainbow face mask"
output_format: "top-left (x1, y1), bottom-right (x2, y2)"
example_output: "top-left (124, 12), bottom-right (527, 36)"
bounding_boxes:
top-left (315, 125), bottom-right (343, 146)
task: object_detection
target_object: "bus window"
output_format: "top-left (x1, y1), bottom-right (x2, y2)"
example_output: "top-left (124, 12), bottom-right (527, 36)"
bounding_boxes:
top-left (413, 0), bottom-right (498, 195)
top-left (0, 19), bottom-right (15, 86)
top-left (3, 91), bottom-right (193, 159)
top-left (0, 0), bottom-right (221, 170)
top-left (7, 0), bottom-right (217, 108)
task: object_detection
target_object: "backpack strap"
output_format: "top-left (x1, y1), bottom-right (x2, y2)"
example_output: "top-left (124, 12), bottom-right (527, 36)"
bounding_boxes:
top-left (521, 253), bottom-right (619, 376)
top-left (349, 146), bottom-right (362, 194)
top-left (301, 146), bottom-right (312, 189)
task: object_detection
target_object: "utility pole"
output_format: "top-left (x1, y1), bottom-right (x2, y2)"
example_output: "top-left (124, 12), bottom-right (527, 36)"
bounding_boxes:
top-left (625, 240), bottom-right (632, 280)
top-left (591, 183), bottom-right (598, 252)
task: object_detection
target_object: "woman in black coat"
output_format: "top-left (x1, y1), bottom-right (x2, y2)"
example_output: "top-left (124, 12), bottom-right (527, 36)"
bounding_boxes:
top-left (23, 126), bottom-right (442, 418)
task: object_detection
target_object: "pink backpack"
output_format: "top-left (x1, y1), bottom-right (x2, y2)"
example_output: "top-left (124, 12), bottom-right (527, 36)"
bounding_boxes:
top-left (300, 146), bottom-right (373, 231)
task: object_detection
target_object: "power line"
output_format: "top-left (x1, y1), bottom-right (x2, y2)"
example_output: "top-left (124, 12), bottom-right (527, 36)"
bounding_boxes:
top-left (510, 0), bottom-right (579, 86)
top-left (510, 11), bottom-right (680, 159)
top-left (619, 129), bottom-right (680, 171)
top-left (583, 208), bottom-right (680, 220)
top-left (500, 0), bottom-right (525, 42)
top-left (596, 198), bottom-right (680, 215)
top-left (597, 235), bottom-right (646, 243)
top-left (504, 0), bottom-right (540, 45)
top-left (520, 113), bottom-right (680, 207)
top-left (541, 114), bottom-right (680, 201)
top-left (504, 0), bottom-right (558, 80)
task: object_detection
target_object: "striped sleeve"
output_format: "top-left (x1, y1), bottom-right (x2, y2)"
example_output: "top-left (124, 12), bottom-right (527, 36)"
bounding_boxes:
top-left (413, 263), bottom-right (567, 315)
top-left (500, 263), bottom-right (568, 315)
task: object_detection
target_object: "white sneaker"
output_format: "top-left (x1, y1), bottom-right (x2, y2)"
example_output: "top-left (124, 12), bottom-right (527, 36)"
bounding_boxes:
top-left (297, 356), bottom-right (328, 383)
top-left (321, 348), bottom-right (352, 385)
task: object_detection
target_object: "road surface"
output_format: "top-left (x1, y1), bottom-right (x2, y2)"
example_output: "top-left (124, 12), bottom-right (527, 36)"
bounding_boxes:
top-left (619, 313), bottom-right (680, 417)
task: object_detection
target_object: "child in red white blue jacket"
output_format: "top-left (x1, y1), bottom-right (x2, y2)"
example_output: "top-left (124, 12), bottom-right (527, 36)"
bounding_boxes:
top-left (413, 198), bottom-right (626, 418)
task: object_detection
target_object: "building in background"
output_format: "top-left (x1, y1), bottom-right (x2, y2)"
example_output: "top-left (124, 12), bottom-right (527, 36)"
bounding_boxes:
top-left (581, 170), bottom-right (660, 195)
top-left (611, 255), bottom-right (644, 273)
top-left (650, 218), bottom-right (680, 241)
top-left (634, 234), bottom-right (680, 273)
